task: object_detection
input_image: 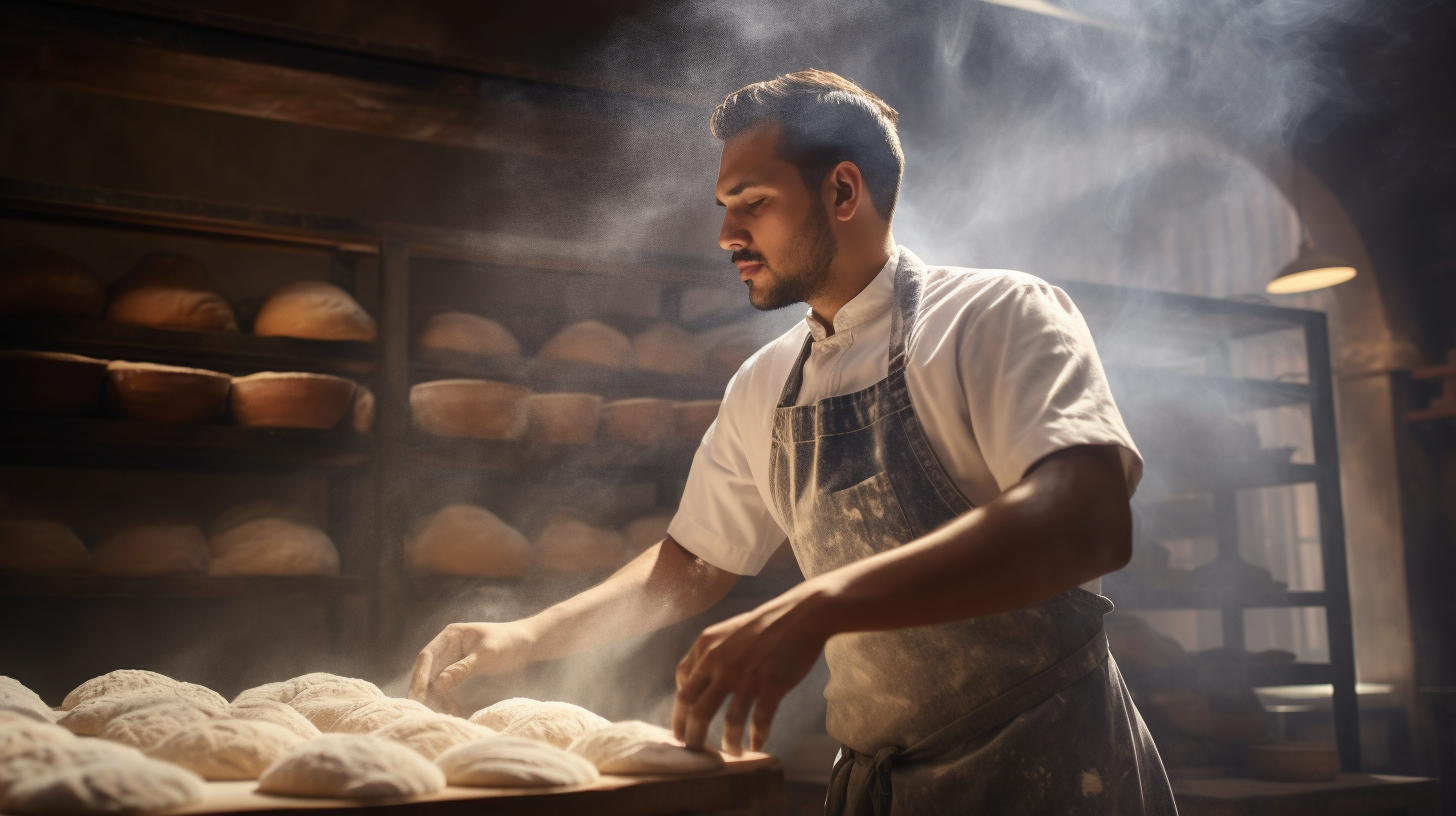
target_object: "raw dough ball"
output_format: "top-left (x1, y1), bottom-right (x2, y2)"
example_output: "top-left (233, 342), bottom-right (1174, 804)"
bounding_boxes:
top-left (534, 516), bottom-right (628, 574)
top-left (3, 749), bottom-right (204, 815)
top-left (230, 682), bottom-right (285, 706)
top-left (1, 738), bottom-right (146, 795)
top-left (207, 502), bottom-right (339, 577)
top-left (230, 372), bottom-right (356, 430)
top-left (0, 497), bottom-right (90, 575)
top-left (146, 718), bottom-right (301, 780)
top-left (289, 696), bottom-right (366, 733)
top-left (90, 518), bottom-right (209, 576)
top-left (674, 400), bottom-right (721, 443)
top-left (98, 702), bottom-right (227, 751)
top-left (370, 714), bottom-right (494, 760)
top-left (229, 699), bottom-right (320, 739)
top-left (525, 393), bottom-right (602, 445)
top-left (0, 677), bottom-right (52, 720)
top-left (410, 379), bottom-right (531, 441)
top-left (405, 504), bottom-right (530, 577)
top-left (329, 698), bottom-right (434, 735)
top-left (62, 685), bottom-right (227, 737)
top-left (106, 253), bottom-right (237, 332)
top-left (436, 735), bottom-right (599, 787)
top-left (256, 734), bottom-right (445, 799)
top-left (467, 698), bottom-right (544, 732)
top-left (62, 670), bottom-right (177, 711)
top-left (600, 398), bottom-right (676, 447)
top-left (351, 386), bottom-right (375, 433)
top-left (0, 245), bottom-right (106, 319)
top-left (568, 720), bottom-right (722, 774)
top-left (273, 673), bottom-right (382, 705)
top-left (499, 702), bottom-right (610, 749)
top-left (105, 361), bottom-right (231, 424)
top-left (622, 516), bottom-right (673, 554)
top-left (633, 323), bottom-right (706, 375)
top-left (536, 321), bottom-right (631, 368)
top-left (253, 281), bottom-right (377, 343)
top-left (417, 313), bottom-right (520, 358)
top-left (0, 351), bottom-right (109, 415)
top-left (0, 714), bottom-right (74, 766)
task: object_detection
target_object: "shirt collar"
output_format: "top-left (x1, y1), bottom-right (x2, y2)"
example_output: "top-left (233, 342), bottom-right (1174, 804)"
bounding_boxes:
top-left (805, 252), bottom-right (898, 342)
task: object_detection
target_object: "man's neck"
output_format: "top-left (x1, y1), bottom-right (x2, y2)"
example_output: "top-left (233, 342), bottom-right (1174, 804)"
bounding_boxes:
top-left (809, 237), bottom-right (895, 337)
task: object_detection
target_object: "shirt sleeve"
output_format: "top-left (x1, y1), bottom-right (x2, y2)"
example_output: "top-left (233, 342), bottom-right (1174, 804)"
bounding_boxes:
top-left (668, 370), bottom-right (788, 576)
top-left (961, 280), bottom-right (1143, 496)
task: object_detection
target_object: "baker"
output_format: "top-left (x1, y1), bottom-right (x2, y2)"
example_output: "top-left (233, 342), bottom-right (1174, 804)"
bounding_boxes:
top-left (412, 69), bottom-right (1178, 814)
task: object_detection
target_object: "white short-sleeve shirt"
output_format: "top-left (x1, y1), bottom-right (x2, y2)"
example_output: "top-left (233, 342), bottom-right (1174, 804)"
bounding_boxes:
top-left (668, 248), bottom-right (1143, 576)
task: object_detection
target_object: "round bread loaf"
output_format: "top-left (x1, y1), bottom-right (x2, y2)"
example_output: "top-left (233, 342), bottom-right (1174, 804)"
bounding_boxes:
top-left (0, 246), bottom-right (106, 319)
top-left (405, 504), bottom-right (530, 577)
top-left (417, 313), bottom-right (520, 357)
top-left (371, 715), bottom-right (495, 760)
top-left (600, 398), bottom-right (676, 447)
top-left (106, 253), bottom-right (237, 332)
top-left (257, 734), bottom-right (445, 799)
top-left (61, 671), bottom-right (178, 712)
top-left (525, 393), bottom-right (602, 445)
top-left (499, 702), bottom-right (611, 749)
top-left (674, 400), bottom-right (720, 443)
top-left (534, 516), bottom-right (628, 574)
top-left (633, 323), bottom-right (706, 375)
top-left (436, 735), bottom-right (599, 787)
top-left (90, 518), bottom-right (209, 576)
top-left (207, 503), bottom-right (339, 577)
top-left (567, 720), bottom-right (722, 774)
top-left (0, 496), bottom-right (90, 575)
top-left (146, 718), bottom-right (300, 780)
top-left (105, 361), bottom-right (230, 423)
top-left (230, 372), bottom-right (356, 429)
top-left (622, 515), bottom-right (672, 554)
top-left (228, 699), bottom-right (320, 739)
top-left (410, 379), bottom-right (531, 441)
top-left (253, 281), bottom-right (376, 343)
top-left (0, 351), bottom-right (108, 415)
top-left (706, 343), bottom-right (756, 380)
top-left (536, 321), bottom-right (631, 368)
top-left (351, 386), bottom-right (375, 433)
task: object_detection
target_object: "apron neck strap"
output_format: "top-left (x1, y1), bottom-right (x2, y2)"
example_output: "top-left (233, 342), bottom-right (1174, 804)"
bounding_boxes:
top-left (775, 247), bottom-right (924, 408)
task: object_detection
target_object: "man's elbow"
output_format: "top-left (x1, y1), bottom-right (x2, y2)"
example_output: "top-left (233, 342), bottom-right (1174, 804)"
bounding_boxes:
top-left (1086, 499), bottom-right (1133, 577)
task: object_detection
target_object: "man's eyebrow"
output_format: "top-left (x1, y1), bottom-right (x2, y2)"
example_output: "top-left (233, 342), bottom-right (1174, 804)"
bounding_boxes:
top-left (715, 180), bottom-right (765, 206)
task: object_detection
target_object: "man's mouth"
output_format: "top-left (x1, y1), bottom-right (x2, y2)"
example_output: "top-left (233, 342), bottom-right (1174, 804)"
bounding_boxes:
top-left (735, 260), bottom-right (765, 281)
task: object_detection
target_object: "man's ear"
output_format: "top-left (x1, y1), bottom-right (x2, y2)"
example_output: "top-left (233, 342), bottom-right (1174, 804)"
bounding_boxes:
top-left (825, 161), bottom-right (865, 221)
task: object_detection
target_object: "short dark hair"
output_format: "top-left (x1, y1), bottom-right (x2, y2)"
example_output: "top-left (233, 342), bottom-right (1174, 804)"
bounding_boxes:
top-left (711, 69), bottom-right (903, 220)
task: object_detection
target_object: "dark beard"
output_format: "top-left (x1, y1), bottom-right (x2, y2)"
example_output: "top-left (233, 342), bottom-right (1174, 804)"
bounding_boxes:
top-left (741, 205), bottom-right (838, 312)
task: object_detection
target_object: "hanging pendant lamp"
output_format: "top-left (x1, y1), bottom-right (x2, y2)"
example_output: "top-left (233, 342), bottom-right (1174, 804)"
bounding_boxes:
top-left (1267, 160), bottom-right (1356, 295)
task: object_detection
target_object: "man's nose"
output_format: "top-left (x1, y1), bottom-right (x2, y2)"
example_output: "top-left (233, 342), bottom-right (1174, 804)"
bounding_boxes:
top-left (719, 215), bottom-right (749, 252)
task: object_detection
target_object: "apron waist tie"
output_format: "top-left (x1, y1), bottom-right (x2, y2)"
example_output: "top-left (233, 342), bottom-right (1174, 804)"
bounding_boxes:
top-left (825, 628), bottom-right (1110, 816)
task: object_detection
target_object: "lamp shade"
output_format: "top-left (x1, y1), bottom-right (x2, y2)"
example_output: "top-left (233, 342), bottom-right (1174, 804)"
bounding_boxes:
top-left (1267, 241), bottom-right (1356, 294)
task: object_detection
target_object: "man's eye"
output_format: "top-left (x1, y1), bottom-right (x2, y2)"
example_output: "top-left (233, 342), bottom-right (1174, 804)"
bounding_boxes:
top-left (747, 198), bottom-right (767, 211)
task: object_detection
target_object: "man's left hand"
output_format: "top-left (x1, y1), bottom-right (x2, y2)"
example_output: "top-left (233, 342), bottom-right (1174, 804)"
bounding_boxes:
top-left (672, 585), bottom-right (833, 756)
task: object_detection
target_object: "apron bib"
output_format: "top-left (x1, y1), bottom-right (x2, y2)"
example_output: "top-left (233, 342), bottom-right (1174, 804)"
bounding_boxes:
top-left (768, 248), bottom-right (1177, 815)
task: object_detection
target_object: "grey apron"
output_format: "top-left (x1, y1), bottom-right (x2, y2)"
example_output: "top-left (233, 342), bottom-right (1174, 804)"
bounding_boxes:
top-left (768, 248), bottom-right (1177, 815)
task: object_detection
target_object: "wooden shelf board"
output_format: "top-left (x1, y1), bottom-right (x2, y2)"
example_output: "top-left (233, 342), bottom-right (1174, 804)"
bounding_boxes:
top-left (0, 575), bottom-right (370, 599)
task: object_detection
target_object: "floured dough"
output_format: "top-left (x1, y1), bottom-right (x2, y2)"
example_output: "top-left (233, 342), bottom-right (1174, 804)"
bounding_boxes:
top-left (568, 720), bottom-right (723, 774)
top-left (0, 677), bottom-right (52, 720)
top-left (229, 699), bottom-right (320, 739)
top-left (288, 696), bottom-right (365, 733)
top-left (62, 671), bottom-right (177, 711)
top-left (145, 718), bottom-right (301, 780)
top-left (0, 498), bottom-right (91, 575)
top-left (97, 702), bottom-right (227, 751)
top-left (622, 516), bottom-right (673, 554)
top-left (106, 252), bottom-right (237, 333)
top-left (1, 739), bottom-right (134, 797)
top-left (207, 503), bottom-right (339, 577)
top-left (3, 747), bottom-right (204, 814)
top-left (272, 673), bottom-right (383, 705)
top-left (536, 321), bottom-right (631, 368)
top-left (500, 702), bottom-right (610, 749)
top-left (328, 698), bottom-right (433, 735)
top-left (370, 714), bottom-right (494, 760)
top-left (417, 313), bottom-right (520, 358)
top-left (467, 698), bottom-right (544, 731)
top-left (60, 685), bottom-right (228, 736)
top-left (90, 519), bottom-right (209, 576)
top-left (436, 735), bottom-right (599, 787)
top-left (256, 734), bottom-right (444, 799)
top-left (0, 713), bottom-right (75, 766)
top-left (633, 323), bottom-right (706, 375)
top-left (253, 281), bottom-right (376, 343)
top-left (405, 504), bottom-right (531, 577)
top-left (230, 682), bottom-right (285, 706)
top-left (534, 516), bottom-right (628, 574)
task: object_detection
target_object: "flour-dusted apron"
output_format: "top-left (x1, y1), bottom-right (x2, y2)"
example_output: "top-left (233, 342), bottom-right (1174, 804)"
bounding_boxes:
top-left (769, 248), bottom-right (1177, 815)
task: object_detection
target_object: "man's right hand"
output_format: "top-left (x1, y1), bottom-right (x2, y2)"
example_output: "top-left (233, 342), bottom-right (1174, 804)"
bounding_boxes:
top-left (409, 622), bottom-right (535, 714)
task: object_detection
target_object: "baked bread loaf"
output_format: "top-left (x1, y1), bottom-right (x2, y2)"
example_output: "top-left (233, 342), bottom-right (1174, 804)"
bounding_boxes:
top-left (674, 400), bottom-right (720, 443)
top-left (230, 372), bottom-right (356, 429)
top-left (0, 246), bottom-right (106, 319)
top-left (525, 393), bottom-right (602, 445)
top-left (105, 361), bottom-right (230, 423)
top-left (568, 720), bottom-right (722, 774)
top-left (105, 253), bottom-right (237, 332)
top-left (435, 735), bottom-right (598, 787)
top-left (405, 504), bottom-right (530, 577)
top-left (536, 321), bottom-right (631, 368)
top-left (706, 343), bottom-right (756, 380)
top-left (410, 379), bottom-right (531, 441)
top-left (253, 281), bottom-right (376, 342)
top-left (600, 398), bottom-right (676, 447)
top-left (351, 386), bottom-right (375, 433)
top-left (207, 501), bottom-right (340, 577)
top-left (417, 313), bottom-right (520, 358)
top-left (256, 734), bottom-right (445, 799)
top-left (622, 515), bottom-right (672, 554)
top-left (0, 496), bottom-right (90, 575)
top-left (0, 351), bottom-right (108, 415)
top-left (633, 322), bottom-right (706, 375)
top-left (534, 515), bottom-right (627, 574)
top-left (90, 518), bottom-right (209, 576)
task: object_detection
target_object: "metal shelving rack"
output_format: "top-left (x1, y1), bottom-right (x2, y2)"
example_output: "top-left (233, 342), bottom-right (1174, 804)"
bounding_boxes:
top-left (1063, 281), bottom-right (1361, 772)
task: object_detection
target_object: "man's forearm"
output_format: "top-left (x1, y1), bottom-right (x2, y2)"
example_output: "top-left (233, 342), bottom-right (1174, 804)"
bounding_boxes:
top-left (520, 537), bottom-right (740, 662)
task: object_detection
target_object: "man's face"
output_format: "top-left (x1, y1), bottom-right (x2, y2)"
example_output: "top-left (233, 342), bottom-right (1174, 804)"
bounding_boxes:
top-left (715, 122), bottom-right (837, 311)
